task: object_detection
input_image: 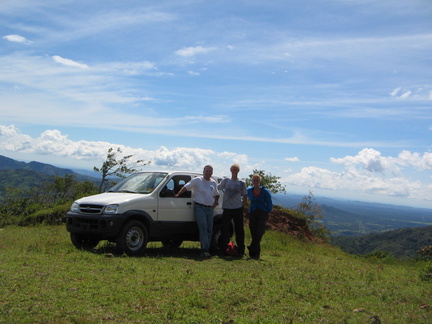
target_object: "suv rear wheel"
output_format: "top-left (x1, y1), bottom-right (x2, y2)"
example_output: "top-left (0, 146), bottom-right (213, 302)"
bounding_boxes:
top-left (116, 220), bottom-right (148, 256)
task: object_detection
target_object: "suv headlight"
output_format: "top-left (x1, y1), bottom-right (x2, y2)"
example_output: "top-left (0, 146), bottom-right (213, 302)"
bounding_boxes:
top-left (104, 204), bottom-right (119, 214)
top-left (71, 202), bottom-right (79, 212)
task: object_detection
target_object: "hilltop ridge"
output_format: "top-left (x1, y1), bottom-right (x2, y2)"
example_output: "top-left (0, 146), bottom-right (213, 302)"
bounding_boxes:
top-left (0, 155), bottom-right (97, 180)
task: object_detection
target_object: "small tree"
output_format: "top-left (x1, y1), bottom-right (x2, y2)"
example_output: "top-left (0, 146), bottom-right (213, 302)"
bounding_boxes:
top-left (94, 147), bottom-right (150, 193)
top-left (73, 180), bottom-right (99, 199)
top-left (45, 175), bottom-right (98, 203)
top-left (245, 169), bottom-right (286, 194)
top-left (46, 174), bottom-right (75, 203)
top-left (296, 191), bottom-right (330, 242)
top-left (417, 245), bottom-right (432, 260)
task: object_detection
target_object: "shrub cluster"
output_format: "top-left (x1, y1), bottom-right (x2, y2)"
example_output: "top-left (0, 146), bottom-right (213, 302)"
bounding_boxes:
top-left (417, 245), bottom-right (432, 281)
top-left (417, 245), bottom-right (432, 260)
top-left (0, 175), bottom-right (98, 227)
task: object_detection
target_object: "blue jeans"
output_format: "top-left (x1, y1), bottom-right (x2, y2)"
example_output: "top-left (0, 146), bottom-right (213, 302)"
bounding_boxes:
top-left (194, 204), bottom-right (214, 252)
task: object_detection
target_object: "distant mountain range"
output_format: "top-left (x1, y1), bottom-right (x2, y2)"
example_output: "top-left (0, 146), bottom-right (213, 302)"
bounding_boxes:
top-left (274, 193), bottom-right (432, 259)
top-left (274, 193), bottom-right (432, 236)
top-left (0, 154), bottom-right (100, 192)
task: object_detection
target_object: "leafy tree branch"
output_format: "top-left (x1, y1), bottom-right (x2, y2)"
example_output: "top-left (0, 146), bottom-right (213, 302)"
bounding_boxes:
top-left (245, 169), bottom-right (286, 194)
top-left (94, 147), bottom-right (150, 192)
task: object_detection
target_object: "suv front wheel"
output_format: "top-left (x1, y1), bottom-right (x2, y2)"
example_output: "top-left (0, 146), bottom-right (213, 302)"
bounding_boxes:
top-left (116, 220), bottom-right (148, 256)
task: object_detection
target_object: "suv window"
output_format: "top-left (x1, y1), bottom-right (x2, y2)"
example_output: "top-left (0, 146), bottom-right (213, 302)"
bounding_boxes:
top-left (108, 172), bottom-right (168, 193)
top-left (160, 175), bottom-right (191, 198)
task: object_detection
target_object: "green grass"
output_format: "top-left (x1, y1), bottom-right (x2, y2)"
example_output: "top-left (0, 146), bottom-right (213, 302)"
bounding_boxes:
top-left (1, 226), bottom-right (431, 323)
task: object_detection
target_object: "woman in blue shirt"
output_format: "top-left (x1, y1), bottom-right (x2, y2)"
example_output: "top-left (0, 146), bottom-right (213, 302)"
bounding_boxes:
top-left (247, 174), bottom-right (273, 259)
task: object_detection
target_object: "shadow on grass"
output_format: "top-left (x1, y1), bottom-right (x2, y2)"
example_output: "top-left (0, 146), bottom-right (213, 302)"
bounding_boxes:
top-left (89, 242), bottom-right (248, 262)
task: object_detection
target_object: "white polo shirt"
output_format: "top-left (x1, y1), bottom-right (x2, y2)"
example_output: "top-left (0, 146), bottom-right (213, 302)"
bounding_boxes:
top-left (185, 176), bottom-right (219, 206)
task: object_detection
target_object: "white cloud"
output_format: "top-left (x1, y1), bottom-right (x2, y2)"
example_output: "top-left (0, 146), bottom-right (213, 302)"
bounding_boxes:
top-left (397, 150), bottom-right (432, 171)
top-left (0, 125), bottom-right (114, 160)
top-left (52, 55), bottom-right (89, 69)
top-left (175, 46), bottom-right (215, 57)
top-left (3, 34), bottom-right (32, 44)
top-left (1, 125), bottom-right (432, 204)
top-left (389, 87), bottom-right (431, 100)
top-left (99, 61), bottom-right (157, 75)
top-left (0, 124), bottom-right (33, 151)
top-left (285, 157), bottom-right (300, 162)
top-left (153, 146), bottom-right (214, 169)
top-left (283, 148), bottom-right (432, 202)
top-left (399, 90), bottom-right (412, 99)
top-left (217, 152), bottom-right (249, 173)
top-left (330, 148), bottom-right (401, 175)
top-left (0, 125), bottom-right (247, 174)
top-left (330, 148), bottom-right (432, 175)
top-left (183, 115), bottom-right (229, 123)
top-left (285, 165), bottom-right (425, 199)
top-left (390, 87), bottom-right (401, 97)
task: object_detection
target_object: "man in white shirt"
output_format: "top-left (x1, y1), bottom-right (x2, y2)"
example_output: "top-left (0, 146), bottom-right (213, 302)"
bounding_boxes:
top-left (176, 165), bottom-right (220, 257)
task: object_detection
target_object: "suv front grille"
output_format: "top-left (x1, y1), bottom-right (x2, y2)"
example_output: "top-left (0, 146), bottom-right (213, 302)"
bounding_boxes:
top-left (78, 204), bottom-right (104, 214)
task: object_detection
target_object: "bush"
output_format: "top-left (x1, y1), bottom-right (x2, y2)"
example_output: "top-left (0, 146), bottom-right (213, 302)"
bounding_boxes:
top-left (364, 250), bottom-right (395, 262)
top-left (419, 261), bottom-right (432, 282)
top-left (417, 245), bottom-right (432, 260)
top-left (0, 175), bottom-right (98, 227)
top-left (19, 203), bottom-right (70, 226)
top-left (296, 191), bottom-right (330, 242)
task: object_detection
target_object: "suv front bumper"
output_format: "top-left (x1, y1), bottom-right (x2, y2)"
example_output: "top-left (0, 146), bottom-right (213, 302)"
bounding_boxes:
top-left (65, 212), bottom-right (125, 237)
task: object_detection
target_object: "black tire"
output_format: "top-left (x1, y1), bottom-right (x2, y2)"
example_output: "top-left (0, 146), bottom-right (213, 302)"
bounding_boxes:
top-left (70, 233), bottom-right (99, 250)
top-left (116, 220), bottom-right (148, 256)
top-left (161, 239), bottom-right (183, 248)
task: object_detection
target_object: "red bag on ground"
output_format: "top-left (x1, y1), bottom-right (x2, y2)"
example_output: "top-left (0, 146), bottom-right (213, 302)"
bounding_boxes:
top-left (226, 241), bottom-right (240, 257)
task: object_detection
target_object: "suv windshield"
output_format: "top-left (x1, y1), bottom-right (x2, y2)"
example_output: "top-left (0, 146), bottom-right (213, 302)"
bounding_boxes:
top-left (108, 172), bottom-right (168, 194)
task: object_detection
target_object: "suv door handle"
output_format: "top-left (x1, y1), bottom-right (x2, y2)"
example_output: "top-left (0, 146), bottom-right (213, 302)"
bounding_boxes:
top-left (187, 202), bottom-right (192, 205)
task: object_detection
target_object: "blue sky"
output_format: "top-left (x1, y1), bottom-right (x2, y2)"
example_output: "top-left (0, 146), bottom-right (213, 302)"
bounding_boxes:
top-left (1, 0), bottom-right (432, 208)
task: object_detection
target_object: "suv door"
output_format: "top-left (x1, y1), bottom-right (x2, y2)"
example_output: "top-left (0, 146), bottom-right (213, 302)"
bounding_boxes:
top-left (157, 175), bottom-right (194, 222)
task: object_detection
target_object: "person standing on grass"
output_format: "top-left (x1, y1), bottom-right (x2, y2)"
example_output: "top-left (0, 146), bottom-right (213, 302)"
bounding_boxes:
top-left (217, 163), bottom-right (247, 257)
top-left (175, 165), bottom-right (220, 258)
top-left (247, 174), bottom-right (273, 259)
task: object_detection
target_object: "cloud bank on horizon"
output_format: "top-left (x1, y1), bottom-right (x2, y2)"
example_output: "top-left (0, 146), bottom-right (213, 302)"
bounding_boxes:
top-left (1, 124), bottom-right (431, 207)
top-left (0, 0), bottom-right (431, 208)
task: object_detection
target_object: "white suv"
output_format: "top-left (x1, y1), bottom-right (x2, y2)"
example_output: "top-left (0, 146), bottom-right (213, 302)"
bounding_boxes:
top-left (65, 171), bottom-right (225, 256)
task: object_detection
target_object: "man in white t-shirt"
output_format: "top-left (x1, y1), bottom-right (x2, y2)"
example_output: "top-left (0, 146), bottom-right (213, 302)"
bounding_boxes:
top-left (176, 165), bottom-right (220, 257)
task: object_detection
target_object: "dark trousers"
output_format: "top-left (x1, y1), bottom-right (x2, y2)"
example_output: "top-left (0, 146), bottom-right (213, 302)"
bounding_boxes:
top-left (248, 208), bottom-right (268, 259)
top-left (220, 207), bottom-right (245, 253)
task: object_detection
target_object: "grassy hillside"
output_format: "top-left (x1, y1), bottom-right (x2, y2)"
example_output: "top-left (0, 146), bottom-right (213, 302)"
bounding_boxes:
top-left (1, 226), bottom-right (431, 323)
top-left (332, 226), bottom-right (432, 259)
top-left (0, 169), bottom-right (51, 192)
